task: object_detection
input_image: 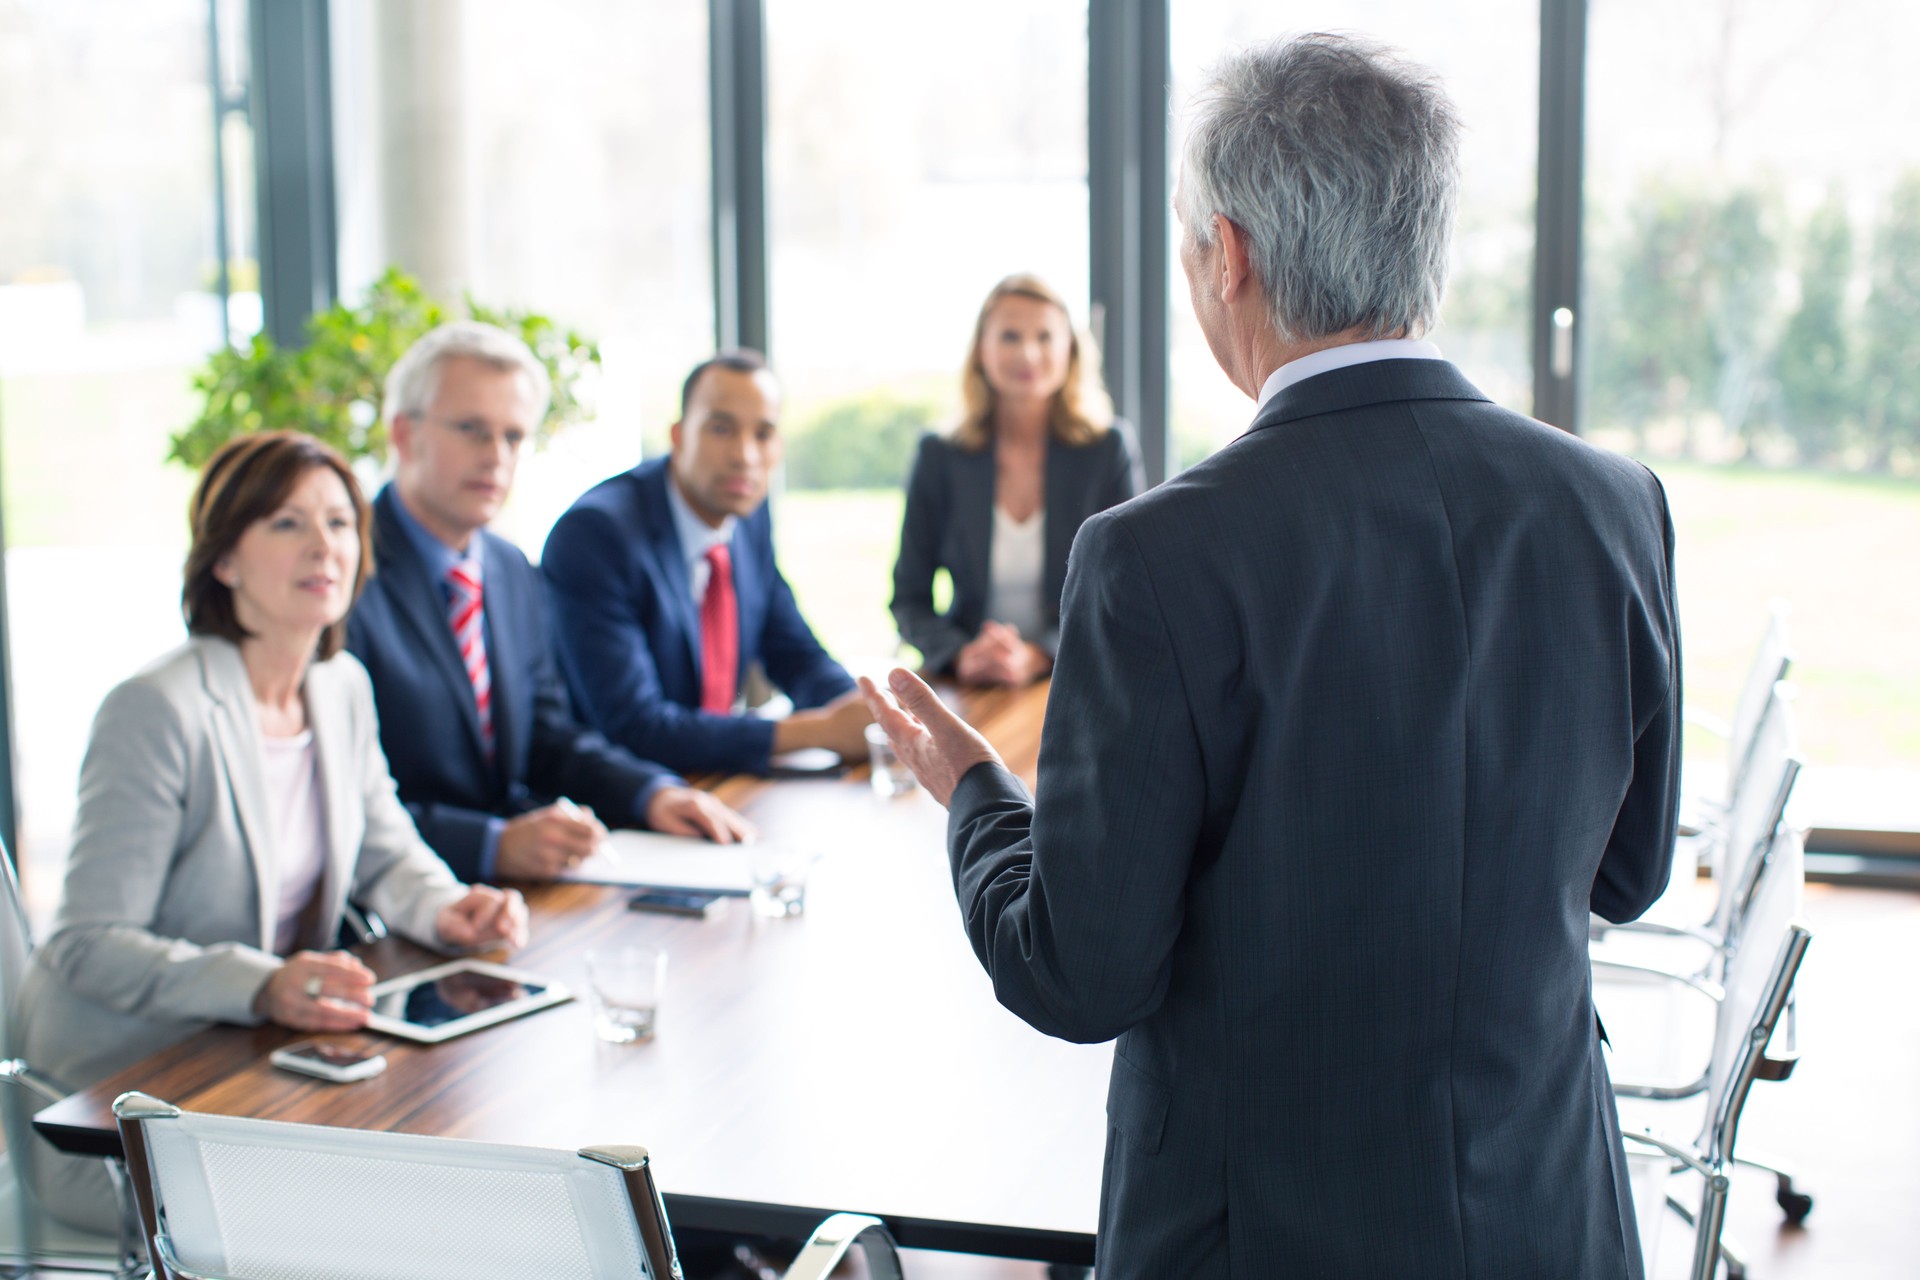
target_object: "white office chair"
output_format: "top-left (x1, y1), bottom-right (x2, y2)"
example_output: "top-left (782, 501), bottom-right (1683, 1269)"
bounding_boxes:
top-left (1678, 601), bottom-right (1793, 845)
top-left (113, 1093), bottom-right (903, 1280)
top-left (1592, 682), bottom-right (1801, 982)
top-left (1618, 826), bottom-right (1813, 1280)
top-left (0, 842), bottom-right (144, 1278)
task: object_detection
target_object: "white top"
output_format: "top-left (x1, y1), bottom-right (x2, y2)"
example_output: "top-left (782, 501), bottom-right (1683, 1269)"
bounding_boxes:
top-left (665, 472), bottom-right (739, 604)
top-left (259, 730), bottom-right (328, 955)
top-left (1255, 338), bottom-right (1446, 416)
top-left (986, 505), bottom-right (1048, 640)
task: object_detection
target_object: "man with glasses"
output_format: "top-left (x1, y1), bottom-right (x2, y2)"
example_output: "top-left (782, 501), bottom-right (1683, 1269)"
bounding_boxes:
top-left (347, 322), bottom-right (750, 883)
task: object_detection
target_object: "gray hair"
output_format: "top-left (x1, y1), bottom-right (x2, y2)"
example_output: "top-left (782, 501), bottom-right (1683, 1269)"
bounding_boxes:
top-left (1177, 33), bottom-right (1460, 344)
top-left (383, 320), bottom-right (552, 428)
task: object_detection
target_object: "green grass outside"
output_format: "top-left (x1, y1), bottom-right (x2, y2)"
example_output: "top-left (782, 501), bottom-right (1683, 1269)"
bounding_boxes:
top-left (776, 462), bottom-right (1920, 772)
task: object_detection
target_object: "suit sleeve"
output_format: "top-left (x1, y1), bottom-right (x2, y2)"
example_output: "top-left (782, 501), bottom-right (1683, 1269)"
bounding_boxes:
top-left (517, 568), bottom-right (683, 824)
top-left (891, 436), bottom-right (972, 673)
top-left (543, 505), bottom-right (779, 775)
top-left (752, 511), bottom-right (856, 709)
top-left (946, 510), bottom-right (1204, 1044)
top-left (1591, 472), bottom-right (1683, 923)
top-left (35, 681), bottom-right (279, 1025)
top-left (339, 661), bottom-right (469, 946)
top-left (343, 605), bottom-right (497, 881)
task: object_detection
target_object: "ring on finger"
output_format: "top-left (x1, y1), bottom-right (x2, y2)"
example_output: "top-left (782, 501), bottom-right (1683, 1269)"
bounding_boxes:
top-left (304, 974), bottom-right (324, 999)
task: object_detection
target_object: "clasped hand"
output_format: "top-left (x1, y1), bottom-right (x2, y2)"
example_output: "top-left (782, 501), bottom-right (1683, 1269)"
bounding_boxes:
top-left (954, 621), bottom-right (1051, 687)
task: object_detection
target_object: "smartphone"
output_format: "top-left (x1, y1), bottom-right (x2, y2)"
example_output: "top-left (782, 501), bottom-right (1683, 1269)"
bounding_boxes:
top-left (628, 889), bottom-right (725, 918)
top-left (269, 1041), bottom-right (388, 1083)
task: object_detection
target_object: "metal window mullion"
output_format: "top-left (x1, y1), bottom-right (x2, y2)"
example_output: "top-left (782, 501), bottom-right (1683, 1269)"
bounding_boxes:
top-left (1090, 0), bottom-right (1171, 484)
top-left (1533, 0), bottom-right (1586, 431)
top-left (711, 0), bottom-right (769, 357)
top-left (248, 0), bottom-right (337, 348)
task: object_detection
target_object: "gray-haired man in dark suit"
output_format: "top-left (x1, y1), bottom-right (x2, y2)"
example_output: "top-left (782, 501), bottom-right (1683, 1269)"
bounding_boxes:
top-left (863, 33), bottom-right (1679, 1280)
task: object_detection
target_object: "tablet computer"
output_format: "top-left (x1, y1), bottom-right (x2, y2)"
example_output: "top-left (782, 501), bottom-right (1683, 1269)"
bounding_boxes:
top-left (363, 960), bottom-right (571, 1044)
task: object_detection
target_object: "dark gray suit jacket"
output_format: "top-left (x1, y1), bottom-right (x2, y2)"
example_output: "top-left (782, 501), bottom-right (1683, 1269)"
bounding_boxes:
top-left (891, 424), bottom-right (1141, 672)
top-left (946, 360), bottom-right (1679, 1278)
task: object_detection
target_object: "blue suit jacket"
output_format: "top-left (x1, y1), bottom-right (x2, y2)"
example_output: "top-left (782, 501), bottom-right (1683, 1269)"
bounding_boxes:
top-left (946, 360), bottom-right (1679, 1278)
top-left (345, 486), bottom-right (677, 881)
top-left (543, 458), bottom-right (855, 775)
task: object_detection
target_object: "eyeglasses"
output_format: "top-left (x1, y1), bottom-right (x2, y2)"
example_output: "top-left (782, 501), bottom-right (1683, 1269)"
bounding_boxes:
top-left (420, 414), bottom-right (529, 453)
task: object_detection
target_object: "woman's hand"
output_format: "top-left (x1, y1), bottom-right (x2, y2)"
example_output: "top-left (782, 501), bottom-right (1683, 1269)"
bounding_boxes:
top-left (255, 950), bottom-right (376, 1032)
top-left (435, 885), bottom-right (530, 951)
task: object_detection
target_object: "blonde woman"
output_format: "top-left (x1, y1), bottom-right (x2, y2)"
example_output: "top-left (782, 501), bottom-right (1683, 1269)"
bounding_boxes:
top-left (891, 274), bottom-right (1142, 684)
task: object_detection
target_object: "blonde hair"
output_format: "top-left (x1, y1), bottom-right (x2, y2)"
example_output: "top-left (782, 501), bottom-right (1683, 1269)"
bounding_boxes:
top-left (952, 274), bottom-right (1114, 452)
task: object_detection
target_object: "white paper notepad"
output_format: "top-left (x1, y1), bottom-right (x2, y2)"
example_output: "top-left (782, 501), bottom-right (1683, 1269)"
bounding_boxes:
top-left (557, 830), bottom-right (755, 894)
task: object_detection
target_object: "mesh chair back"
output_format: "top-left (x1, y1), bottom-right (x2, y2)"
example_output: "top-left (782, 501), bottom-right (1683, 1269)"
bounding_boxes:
top-left (137, 1109), bottom-right (660, 1280)
top-left (1707, 683), bottom-right (1801, 942)
top-left (0, 838), bottom-right (34, 1060)
top-left (1700, 825), bottom-right (1808, 1163)
top-left (1723, 603), bottom-right (1793, 799)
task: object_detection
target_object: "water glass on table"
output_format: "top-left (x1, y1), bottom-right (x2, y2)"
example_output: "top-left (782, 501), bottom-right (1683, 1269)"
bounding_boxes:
top-left (864, 722), bottom-right (918, 798)
top-left (585, 945), bottom-right (668, 1043)
top-left (748, 846), bottom-right (817, 918)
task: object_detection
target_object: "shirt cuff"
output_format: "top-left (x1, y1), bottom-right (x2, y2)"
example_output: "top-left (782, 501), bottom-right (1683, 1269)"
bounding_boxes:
top-left (478, 817), bottom-right (506, 881)
top-left (635, 774), bottom-right (687, 826)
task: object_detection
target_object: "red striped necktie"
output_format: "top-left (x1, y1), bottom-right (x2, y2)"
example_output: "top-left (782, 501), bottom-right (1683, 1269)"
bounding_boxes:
top-left (446, 562), bottom-right (494, 754)
top-left (700, 544), bottom-right (738, 714)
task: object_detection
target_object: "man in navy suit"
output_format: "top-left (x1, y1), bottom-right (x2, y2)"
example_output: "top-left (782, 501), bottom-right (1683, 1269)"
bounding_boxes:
top-left (863, 35), bottom-right (1679, 1279)
top-left (544, 351), bottom-right (870, 777)
top-left (347, 322), bottom-right (750, 883)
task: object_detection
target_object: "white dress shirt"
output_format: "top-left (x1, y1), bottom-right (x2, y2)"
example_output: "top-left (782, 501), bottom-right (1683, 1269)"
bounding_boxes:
top-left (1255, 338), bottom-right (1445, 417)
top-left (665, 476), bottom-right (739, 604)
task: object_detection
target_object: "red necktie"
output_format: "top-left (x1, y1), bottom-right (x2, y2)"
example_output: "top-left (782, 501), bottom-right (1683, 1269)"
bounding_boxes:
top-left (446, 563), bottom-right (495, 753)
top-left (700, 544), bottom-right (739, 714)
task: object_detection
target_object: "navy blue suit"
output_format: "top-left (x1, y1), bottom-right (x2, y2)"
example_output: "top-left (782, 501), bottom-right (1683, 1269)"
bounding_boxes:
top-left (946, 360), bottom-right (1679, 1278)
top-left (543, 457), bottom-right (855, 775)
top-left (346, 486), bottom-right (678, 882)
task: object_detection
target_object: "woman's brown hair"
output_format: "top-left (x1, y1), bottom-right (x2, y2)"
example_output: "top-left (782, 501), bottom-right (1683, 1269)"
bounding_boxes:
top-left (182, 432), bottom-right (371, 662)
top-left (952, 273), bottom-right (1115, 452)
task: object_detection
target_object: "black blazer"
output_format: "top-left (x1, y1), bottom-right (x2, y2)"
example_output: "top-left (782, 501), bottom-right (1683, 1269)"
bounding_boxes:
top-left (345, 486), bottom-right (677, 881)
top-left (944, 360), bottom-right (1679, 1278)
top-left (890, 423), bottom-right (1141, 672)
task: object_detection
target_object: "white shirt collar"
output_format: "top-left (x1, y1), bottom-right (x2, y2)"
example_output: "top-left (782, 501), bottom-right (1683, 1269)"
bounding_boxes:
top-left (1254, 338), bottom-right (1446, 416)
top-left (664, 471), bottom-right (737, 563)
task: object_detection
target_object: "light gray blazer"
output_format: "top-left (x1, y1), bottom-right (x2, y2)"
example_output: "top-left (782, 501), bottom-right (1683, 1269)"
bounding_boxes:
top-left (16, 635), bottom-right (468, 1092)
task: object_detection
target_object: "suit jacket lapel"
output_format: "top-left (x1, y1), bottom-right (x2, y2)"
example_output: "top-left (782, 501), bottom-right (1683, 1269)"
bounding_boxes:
top-left (480, 533), bottom-right (522, 779)
top-left (731, 510), bottom-right (766, 676)
top-left (372, 489), bottom-right (489, 765)
top-left (639, 463), bottom-right (704, 683)
top-left (1042, 438), bottom-right (1073, 613)
top-left (957, 447), bottom-right (994, 620)
top-left (301, 657), bottom-right (359, 950)
top-left (196, 638), bottom-right (277, 950)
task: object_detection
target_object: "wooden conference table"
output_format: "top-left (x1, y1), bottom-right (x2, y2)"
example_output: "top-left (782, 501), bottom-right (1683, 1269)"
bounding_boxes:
top-left (33, 680), bottom-right (1108, 1266)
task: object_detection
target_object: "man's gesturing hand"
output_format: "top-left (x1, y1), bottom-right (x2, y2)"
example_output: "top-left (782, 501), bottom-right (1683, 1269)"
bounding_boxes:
top-left (856, 669), bottom-right (1002, 808)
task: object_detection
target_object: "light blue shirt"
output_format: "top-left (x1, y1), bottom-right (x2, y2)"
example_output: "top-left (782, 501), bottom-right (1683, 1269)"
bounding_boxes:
top-left (665, 473), bottom-right (739, 605)
top-left (1255, 338), bottom-right (1446, 417)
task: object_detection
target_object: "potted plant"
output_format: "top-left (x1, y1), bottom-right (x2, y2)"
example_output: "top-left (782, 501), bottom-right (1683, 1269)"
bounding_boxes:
top-left (170, 267), bottom-right (600, 469)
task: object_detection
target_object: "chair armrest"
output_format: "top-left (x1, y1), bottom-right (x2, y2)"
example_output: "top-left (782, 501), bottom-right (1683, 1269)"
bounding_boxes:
top-left (782, 1213), bottom-right (902, 1280)
top-left (1590, 958), bottom-right (1725, 1004)
top-left (1683, 707), bottom-right (1732, 738)
top-left (1622, 1129), bottom-right (1713, 1180)
top-left (0, 1057), bottom-right (71, 1105)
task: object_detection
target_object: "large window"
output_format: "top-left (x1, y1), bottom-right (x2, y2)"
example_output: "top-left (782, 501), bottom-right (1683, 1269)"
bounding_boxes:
top-left (1169, 4), bottom-right (1538, 464)
top-left (0, 0), bottom-right (255, 910)
top-left (1584, 0), bottom-right (1920, 775)
top-left (331, 0), bottom-right (713, 556)
top-left (765, 0), bottom-right (1090, 663)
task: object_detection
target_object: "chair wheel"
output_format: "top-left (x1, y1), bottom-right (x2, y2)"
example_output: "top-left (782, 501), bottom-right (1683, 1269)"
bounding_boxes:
top-left (1777, 1186), bottom-right (1814, 1225)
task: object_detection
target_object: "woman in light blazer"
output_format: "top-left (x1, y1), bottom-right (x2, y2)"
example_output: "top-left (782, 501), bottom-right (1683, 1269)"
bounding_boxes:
top-left (891, 274), bottom-right (1142, 684)
top-left (17, 432), bottom-right (527, 1232)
